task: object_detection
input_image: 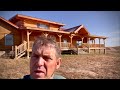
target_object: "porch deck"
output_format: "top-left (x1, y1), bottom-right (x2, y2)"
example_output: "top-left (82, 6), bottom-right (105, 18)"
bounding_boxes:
top-left (28, 41), bottom-right (106, 53)
top-left (14, 41), bottom-right (106, 59)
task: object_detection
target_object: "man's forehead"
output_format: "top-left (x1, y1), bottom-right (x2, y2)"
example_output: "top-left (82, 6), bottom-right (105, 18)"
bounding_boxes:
top-left (34, 45), bottom-right (56, 54)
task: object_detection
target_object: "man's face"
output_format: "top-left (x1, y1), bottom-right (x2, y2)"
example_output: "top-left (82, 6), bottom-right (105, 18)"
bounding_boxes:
top-left (30, 44), bottom-right (61, 79)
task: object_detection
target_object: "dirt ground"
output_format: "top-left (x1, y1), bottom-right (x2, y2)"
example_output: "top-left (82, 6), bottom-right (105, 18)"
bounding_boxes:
top-left (0, 49), bottom-right (120, 79)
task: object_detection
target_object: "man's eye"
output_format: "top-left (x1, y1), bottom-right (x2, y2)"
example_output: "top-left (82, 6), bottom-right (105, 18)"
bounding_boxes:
top-left (43, 56), bottom-right (52, 60)
top-left (32, 55), bottom-right (39, 58)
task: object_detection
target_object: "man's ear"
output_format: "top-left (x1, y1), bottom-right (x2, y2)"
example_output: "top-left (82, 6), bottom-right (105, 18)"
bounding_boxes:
top-left (56, 58), bottom-right (61, 69)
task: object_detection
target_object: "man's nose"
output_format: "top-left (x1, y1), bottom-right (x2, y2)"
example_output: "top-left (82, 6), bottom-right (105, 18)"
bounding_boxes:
top-left (37, 57), bottom-right (44, 66)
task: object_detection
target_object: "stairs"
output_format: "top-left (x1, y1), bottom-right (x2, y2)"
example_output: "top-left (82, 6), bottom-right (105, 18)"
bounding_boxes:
top-left (61, 48), bottom-right (89, 55)
top-left (77, 48), bottom-right (89, 54)
top-left (14, 41), bottom-right (27, 59)
top-left (61, 50), bottom-right (77, 55)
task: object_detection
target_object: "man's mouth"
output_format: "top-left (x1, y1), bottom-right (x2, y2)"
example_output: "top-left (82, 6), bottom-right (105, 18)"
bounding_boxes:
top-left (34, 70), bottom-right (44, 73)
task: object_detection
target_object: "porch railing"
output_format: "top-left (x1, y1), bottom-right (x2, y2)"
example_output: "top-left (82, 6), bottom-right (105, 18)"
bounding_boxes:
top-left (29, 41), bottom-right (71, 49)
top-left (28, 42), bottom-right (105, 50)
top-left (81, 43), bottom-right (105, 48)
top-left (57, 42), bottom-right (71, 48)
top-left (15, 41), bottom-right (27, 59)
top-left (89, 44), bottom-right (105, 48)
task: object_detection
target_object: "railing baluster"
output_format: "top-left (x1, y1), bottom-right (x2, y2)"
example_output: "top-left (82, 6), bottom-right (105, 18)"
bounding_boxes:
top-left (14, 41), bottom-right (27, 59)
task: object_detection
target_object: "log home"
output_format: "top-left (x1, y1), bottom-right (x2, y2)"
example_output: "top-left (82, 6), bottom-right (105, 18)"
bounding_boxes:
top-left (0, 14), bottom-right (107, 59)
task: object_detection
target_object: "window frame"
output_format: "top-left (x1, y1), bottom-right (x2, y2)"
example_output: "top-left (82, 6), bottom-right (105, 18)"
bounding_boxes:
top-left (37, 23), bottom-right (49, 29)
top-left (5, 34), bottom-right (14, 46)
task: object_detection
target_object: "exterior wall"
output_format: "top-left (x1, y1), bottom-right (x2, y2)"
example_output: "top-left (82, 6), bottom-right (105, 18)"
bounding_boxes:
top-left (72, 36), bottom-right (81, 47)
top-left (23, 19), bottom-right (60, 31)
top-left (61, 34), bottom-right (70, 42)
top-left (15, 21), bottom-right (24, 28)
top-left (24, 19), bottom-right (39, 28)
top-left (47, 33), bottom-right (59, 42)
top-left (0, 20), bottom-right (21, 51)
top-left (29, 32), bottom-right (60, 43)
top-left (29, 32), bottom-right (43, 41)
top-left (83, 37), bottom-right (87, 43)
top-left (49, 24), bottom-right (59, 31)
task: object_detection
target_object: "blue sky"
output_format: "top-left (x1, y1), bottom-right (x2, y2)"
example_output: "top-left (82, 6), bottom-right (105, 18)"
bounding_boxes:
top-left (0, 11), bottom-right (120, 47)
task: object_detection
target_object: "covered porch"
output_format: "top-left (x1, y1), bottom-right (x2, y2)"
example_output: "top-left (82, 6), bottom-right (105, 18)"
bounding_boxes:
top-left (14, 27), bottom-right (107, 59)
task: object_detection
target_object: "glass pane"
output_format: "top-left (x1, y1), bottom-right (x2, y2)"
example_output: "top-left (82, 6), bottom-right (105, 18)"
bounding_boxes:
top-left (5, 34), bottom-right (13, 46)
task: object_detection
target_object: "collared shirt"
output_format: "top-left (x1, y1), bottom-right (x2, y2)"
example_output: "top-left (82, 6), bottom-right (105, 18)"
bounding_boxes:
top-left (22, 74), bottom-right (66, 79)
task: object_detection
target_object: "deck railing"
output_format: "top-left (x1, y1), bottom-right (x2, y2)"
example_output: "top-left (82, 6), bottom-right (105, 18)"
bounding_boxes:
top-left (57, 42), bottom-right (71, 48)
top-left (81, 43), bottom-right (105, 48)
top-left (89, 44), bottom-right (105, 48)
top-left (27, 41), bottom-right (105, 51)
top-left (14, 41), bottom-right (106, 59)
top-left (29, 41), bottom-right (71, 49)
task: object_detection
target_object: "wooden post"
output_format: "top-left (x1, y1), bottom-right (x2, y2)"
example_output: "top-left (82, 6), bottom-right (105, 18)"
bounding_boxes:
top-left (43, 32), bottom-right (48, 38)
top-left (69, 34), bottom-right (74, 48)
top-left (103, 39), bottom-right (106, 54)
top-left (21, 31), bottom-right (24, 43)
top-left (103, 39), bottom-right (105, 47)
top-left (15, 45), bottom-right (17, 59)
top-left (81, 37), bottom-right (83, 44)
top-left (99, 38), bottom-right (100, 54)
top-left (58, 34), bottom-right (62, 49)
top-left (24, 41), bottom-right (26, 50)
top-left (27, 30), bottom-right (30, 59)
top-left (92, 40), bottom-right (93, 44)
top-left (99, 38), bottom-right (101, 47)
top-left (88, 38), bottom-right (90, 53)
top-left (104, 48), bottom-right (106, 54)
top-left (77, 47), bottom-right (79, 55)
top-left (94, 39), bottom-right (95, 54)
top-left (91, 39), bottom-right (93, 48)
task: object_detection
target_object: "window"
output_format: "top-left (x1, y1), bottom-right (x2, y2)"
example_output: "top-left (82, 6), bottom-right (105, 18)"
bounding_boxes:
top-left (76, 41), bottom-right (82, 46)
top-left (37, 23), bottom-right (49, 29)
top-left (5, 34), bottom-right (13, 46)
top-left (63, 39), bottom-right (67, 43)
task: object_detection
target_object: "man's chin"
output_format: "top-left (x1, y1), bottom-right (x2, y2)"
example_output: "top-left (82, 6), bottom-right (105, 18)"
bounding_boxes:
top-left (33, 72), bottom-right (46, 79)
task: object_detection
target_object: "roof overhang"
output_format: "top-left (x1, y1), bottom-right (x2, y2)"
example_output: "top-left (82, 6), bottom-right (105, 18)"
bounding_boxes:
top-left (73, 25), bottom-right (90, 35)
top-left (24, 27), bottom-right (70, 34)
top-left (9, 14), bottom-right (65, 26)
top-left (88, 35), bottom-right (108, 39)
top-left (0, 16), bottom-right (19, 29)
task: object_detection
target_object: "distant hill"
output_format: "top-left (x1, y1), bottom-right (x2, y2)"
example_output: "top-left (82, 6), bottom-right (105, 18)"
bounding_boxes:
top-left (106, 46), bottom-right (120, 51)
top-left (112, 46), bottom-right (120, 50)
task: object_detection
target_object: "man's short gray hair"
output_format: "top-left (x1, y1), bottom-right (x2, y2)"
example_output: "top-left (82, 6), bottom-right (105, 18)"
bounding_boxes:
top-left (32, 36), bottom-right (61, 58)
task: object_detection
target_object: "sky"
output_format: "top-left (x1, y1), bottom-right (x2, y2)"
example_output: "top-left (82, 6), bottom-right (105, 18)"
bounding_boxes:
top-left (0, 11), bottom-right (120, 47)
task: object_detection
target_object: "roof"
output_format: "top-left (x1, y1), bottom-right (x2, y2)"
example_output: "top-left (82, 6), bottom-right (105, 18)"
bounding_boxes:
top-left (0, 16), bottom-right (19, 29)
top-left (9, 14), bottom-right (65, 26)
top-left (89, 35), bottom-right (108, 39)
top-left (64, 25), bottom-right (81, 32)
top-left (64, 24), bottom-right (90, 35)
top-left (0, 15), bottom-right (107, 39)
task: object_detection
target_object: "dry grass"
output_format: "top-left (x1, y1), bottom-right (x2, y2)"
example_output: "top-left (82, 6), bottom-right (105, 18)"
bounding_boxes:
top-left (0, 48), bottom-right (120, 79)
top-left (0, 59), bottom-right (29, 79)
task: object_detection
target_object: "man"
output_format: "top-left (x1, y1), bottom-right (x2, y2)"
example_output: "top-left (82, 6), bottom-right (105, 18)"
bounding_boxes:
top-left (22, 36), bottom-right (66, 79)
